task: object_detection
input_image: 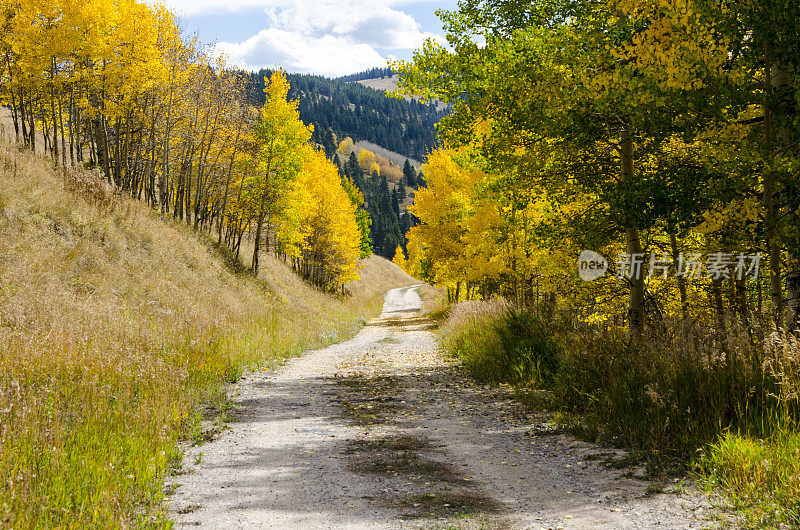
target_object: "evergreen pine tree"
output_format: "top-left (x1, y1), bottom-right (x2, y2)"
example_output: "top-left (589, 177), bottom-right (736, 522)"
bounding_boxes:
top-left (323, 129), bottom-right (336, 158)
top-left (392, 188), bottom-right (400, 217)
top-left (403, 159), bottom-right (416, 188)
top-left (347, 152), bottom-right (364, 191)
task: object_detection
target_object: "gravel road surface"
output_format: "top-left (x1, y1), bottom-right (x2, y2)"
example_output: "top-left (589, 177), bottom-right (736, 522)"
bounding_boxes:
top-left (168, 286), bottom-right (713, 528)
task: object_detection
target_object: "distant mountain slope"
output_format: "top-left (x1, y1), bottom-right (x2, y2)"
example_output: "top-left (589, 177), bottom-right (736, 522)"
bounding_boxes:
top-left (354, 140), bottom-right (420, 170)
top-left (242, 69), bottom-right (444, 161)
top-left (356, 75), bottom-right (399, 92)
top-left (355, 74), bottom-right (448, 113)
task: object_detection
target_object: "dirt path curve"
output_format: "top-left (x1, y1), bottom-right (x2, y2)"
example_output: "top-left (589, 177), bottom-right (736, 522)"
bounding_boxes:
top-left (169, 286), bottom-right (713, 529)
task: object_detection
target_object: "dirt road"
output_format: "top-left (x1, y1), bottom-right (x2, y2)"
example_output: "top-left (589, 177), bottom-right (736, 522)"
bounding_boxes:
top-left (169, 286), bottom-right (712, 528)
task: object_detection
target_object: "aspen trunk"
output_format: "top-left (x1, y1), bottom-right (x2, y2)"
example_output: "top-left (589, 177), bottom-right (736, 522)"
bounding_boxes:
top-left (772, 58), bottom-right (800, 330)
top-left (19, 89), bottom-right (28, 148)
top-left (218, 118), bottom-right (242, 243)
top-left (161, 63), bottom-right (176, 216)
top-left (711, 278), bottom-right (728, 353)
top-left (57, 94), bottom-right (67, 168)
top-left (7, 79), bottom-right (20, 141)
top-left (50, 89), bottom-right (59, 167)
top-left (762, 44), bottom-right (785, 325)
top-left (620, 124), bottom-right (645, 335)
top-left (251, 156), bottom-right (272, 274)
top-left (670, 233), bottom-right (689, 320)
top-left (734, 277), bottom-right (752, 329)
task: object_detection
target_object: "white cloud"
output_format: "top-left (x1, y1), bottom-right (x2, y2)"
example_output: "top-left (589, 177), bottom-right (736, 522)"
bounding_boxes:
top-left (214, 29), bottom-right (388, 77)
top-left (167, 0), bottom-right (441, 77)
top-left (160, 0), bottom-right (434, 17)
top-left (260, 1), bottom-right (431, 50)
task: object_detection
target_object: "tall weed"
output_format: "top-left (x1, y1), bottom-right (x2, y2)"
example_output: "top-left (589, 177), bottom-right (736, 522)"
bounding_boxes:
top-left (494, 308), bottom-right (562, 385)
top-left (439, 299), bottom-right (509, 382)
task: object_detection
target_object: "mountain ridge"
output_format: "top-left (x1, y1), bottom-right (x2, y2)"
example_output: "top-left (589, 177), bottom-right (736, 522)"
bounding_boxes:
top-left (242, 69), bottom-right (444, 161)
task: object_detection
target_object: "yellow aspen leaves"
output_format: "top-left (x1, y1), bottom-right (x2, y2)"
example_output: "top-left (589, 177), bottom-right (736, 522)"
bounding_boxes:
top-left (0, 1), bottom-right (363, 290)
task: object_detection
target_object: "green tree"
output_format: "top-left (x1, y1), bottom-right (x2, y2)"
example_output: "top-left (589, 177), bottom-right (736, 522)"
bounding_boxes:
top-left (403, 159), bottom-right (417, 187)
top-left (393, 0), bottom-right (732, 334)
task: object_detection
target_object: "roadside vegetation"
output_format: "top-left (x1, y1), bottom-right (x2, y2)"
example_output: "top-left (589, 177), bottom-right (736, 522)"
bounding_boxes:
top-left (395, 0), bottom-right (800, 526)
top-left (0, 142), bottom-right (410, 527)
top-left (0, 0), bottom-right (429, 525)
top-left (439, 300), bottom-right (800, 527)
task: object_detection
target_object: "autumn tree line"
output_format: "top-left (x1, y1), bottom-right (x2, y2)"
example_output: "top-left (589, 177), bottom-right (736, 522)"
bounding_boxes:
top-left (0, 0), bottom-right (367, 290)
top-left (397, 6), bottom-right (800, 516)
top-left (394, 0), bottom-right (800, 336)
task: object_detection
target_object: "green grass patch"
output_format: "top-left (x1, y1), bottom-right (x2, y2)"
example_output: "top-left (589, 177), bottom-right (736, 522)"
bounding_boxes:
top-left (697, 430), bottom-right (800, 527)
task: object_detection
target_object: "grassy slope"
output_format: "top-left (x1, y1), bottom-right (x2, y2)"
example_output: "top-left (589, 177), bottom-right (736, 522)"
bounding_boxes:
top-left (0, 141), bottom-right (417, 527)
top-left (354, 75), bottom-right (448, 112)
top-left (353, 140), bottom-right (421, 169)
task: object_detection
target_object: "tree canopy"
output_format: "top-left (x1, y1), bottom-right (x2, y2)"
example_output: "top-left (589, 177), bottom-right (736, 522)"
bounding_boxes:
top-left (392, 0), bottom-right (800, 331)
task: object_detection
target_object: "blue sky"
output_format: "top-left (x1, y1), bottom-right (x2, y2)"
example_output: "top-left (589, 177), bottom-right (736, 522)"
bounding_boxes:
top-left (161, 1), bottom-right (457, 78)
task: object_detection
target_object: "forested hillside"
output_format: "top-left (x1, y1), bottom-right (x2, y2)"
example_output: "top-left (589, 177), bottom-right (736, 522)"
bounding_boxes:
top-left (0, 0), bottom-right (370, 292)
top-left (338, 67), bottom-right (394, 83)
top-left (221, 68), bottom-right (440, 264)
top-left (242, 69), bottom-right (443, 161)
top-left (328, 138), bottom-right (425, 260)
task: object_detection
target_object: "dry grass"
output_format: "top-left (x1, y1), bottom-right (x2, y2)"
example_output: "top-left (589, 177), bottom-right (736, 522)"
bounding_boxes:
top-left (347, 254), bottom-right (417, 297)
top-left (439, 299), bottom-right (511, 362)
top-left (0, 141), bottom-right (407, 527)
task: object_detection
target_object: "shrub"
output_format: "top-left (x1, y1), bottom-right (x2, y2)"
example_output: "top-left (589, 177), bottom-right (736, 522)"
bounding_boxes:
top-left (494, 308), bottom-right (562, 385)
top-left (439, 299), bottom-right (509, 382)
top-left (439, 300), bottom-right (563, 384)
